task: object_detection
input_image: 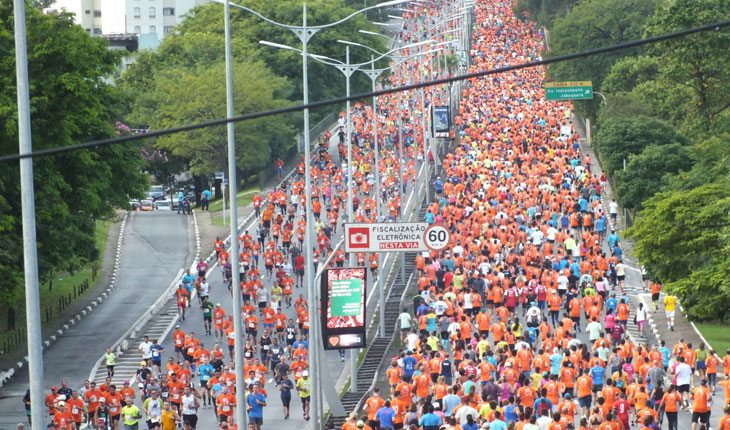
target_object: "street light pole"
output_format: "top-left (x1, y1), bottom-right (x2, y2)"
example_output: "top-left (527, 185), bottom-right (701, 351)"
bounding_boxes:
top-left (14, 1), bottom-right (44, 428)
top-left (222, 2), bottom-right (246, 428)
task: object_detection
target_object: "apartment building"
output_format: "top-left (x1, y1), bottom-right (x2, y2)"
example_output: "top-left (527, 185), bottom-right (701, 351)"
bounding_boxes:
top-left (51, 0), bottom-right (208, 45)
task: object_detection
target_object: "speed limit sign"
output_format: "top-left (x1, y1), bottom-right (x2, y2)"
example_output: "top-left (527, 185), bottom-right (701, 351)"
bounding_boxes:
top-left (424, 225), bottom-right (450, 251)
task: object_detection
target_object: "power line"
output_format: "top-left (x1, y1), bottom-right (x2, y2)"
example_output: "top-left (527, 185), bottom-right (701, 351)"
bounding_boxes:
top-left (2, 19), bottom-right (729, 164)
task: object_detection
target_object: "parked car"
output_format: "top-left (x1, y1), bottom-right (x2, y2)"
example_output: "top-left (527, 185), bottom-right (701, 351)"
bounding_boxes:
top-left (129, 199), bottom-right (141, 211)
top-left (140, 200), bottom-right (155, 211)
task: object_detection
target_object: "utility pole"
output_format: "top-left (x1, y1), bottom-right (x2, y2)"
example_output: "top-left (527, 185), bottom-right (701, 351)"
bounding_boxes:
top-left (14, 1), bottom-right (45, 429)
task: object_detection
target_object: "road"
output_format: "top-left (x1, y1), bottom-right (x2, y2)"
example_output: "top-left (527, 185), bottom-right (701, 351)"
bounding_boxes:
top-left (0, 211), bottom-right (191, 430)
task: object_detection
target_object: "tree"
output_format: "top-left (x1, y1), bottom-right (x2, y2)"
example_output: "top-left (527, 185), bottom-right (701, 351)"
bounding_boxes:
top-left (547, 0), bottom-right (656, 118)
top-left (645, 0), bottom-right (730, 134)
top-left (166, 1), bottom-right (387, 119)
top-left (513, 0), bottom-right (578, 25)
top-left (626, 179), bottom-right (730, 321)
top-left (592, 116), bottom-right (686, 176)
top-left (601, 56), bottom-right (660, 94)
top-left (130, 61), bottom-right (296, 179)
top-left (612, 143), bottom-right (691, 209)
top-left (0, 3), bottom-right (147, 306)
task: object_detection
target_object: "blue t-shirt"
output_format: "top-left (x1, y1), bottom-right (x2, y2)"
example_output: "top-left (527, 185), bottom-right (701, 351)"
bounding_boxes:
top-left (376, 407), bottom-right (396, 428)
top-left (590, 365), bottom-right (605, 385)
top-left (419, 412), bottom-right (442, 427)
top-left (550, 353), bottom-right (563, 375)
top-left (442, 394), bottom-right (461, 415)
top-left (198, 363), bottom-right (214, 382)
top-left (659, 347), bottom-right (671, 366)
top-left (150, 345), bottom-right (163, 362)
top-left (182, 274), bottom-right (195, 287)
top-left (490, 419), bottom-right (508, 430)
top-left (402, 356), bottom-right (417, 377)
top-left (246, 392), bottom-right (266, 418)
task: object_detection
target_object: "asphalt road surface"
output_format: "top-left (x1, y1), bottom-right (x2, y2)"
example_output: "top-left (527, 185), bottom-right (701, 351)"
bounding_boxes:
top-left (0, 211), bottom-right (191, 429)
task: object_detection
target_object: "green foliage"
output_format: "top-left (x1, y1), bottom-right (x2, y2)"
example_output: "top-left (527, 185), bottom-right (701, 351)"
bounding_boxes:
top-left (167, 1), bottom-right (386, 111)
top-left (612, 143), bottom-right (691, 209)
top-left (602, 56), bottom-right (660, 94)
top-left (597, 92), bottom-right (656, 122)
top-left (513, 0), bottom-right (577, 25)
top-left (132, 61), bottom-right (296, 178)
top-left (122, 0), bottom-right (387, 182)
top-left (593, 116), bottom-right (686, 176)
top-left (0, 3), bottom-right (146, 304)
top-left (645, 0), bottom-right (730, 134)
top-left (626, 179), bottom-right (730, 321)
top-left (547, 0), bottom-right (656, 118)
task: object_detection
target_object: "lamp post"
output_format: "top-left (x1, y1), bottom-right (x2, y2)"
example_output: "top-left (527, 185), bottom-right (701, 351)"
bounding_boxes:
top-left (217, 0), bottom-right (410, 427)
top-left (14, 0), bottom-right (44, 429)
top-left (222, 1), bottom-right (246, 428)
top-left (261, 39), bottom-right (428, 394)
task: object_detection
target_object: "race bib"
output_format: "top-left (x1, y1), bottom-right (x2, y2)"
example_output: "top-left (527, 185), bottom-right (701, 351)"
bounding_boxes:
top-left (222, 406), bottom-right (230, 412)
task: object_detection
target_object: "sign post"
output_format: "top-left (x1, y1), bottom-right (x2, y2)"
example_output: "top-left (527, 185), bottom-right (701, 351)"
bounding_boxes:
top-left (545, 81), bottom-right (593, 101)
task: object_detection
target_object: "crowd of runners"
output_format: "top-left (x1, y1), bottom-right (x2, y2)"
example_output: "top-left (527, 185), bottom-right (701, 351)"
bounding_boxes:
top-left (340, 1), bottom-right (730, 430)
top-left (29, 1), bottom-right (730, 430)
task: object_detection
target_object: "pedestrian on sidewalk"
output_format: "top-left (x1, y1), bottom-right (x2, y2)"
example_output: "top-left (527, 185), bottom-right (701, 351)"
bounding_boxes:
top-left (200, 188), bottom-right (211, 211)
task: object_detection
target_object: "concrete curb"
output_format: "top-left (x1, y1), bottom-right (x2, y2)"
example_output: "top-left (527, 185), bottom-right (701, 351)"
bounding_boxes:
top-left (0, 212), bottom-right (130, 388)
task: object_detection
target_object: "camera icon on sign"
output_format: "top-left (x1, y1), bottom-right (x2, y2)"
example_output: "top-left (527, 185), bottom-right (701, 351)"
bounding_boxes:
top-left (348, 228), bottom-right (370, 248)
top-left (351, 233), bottom-right (368, 244)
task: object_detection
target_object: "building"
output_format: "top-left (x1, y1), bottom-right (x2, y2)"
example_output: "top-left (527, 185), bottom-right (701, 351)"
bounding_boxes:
top-left (49, 0), bottom-right (209, 46)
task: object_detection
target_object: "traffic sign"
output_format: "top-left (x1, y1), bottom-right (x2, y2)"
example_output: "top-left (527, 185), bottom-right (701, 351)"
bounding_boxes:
top-left (214, 171), bottom-right (225, 180)
top-left (545, 81), bottom-right (593, 101)
top-left (344, 222), bottom-right (450, 253)
top-left (424, 225), bottom-right (450, 251)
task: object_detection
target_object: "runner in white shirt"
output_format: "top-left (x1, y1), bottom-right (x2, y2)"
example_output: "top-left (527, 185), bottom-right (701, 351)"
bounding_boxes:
top-left (139, 336), bottom-right (153, 364)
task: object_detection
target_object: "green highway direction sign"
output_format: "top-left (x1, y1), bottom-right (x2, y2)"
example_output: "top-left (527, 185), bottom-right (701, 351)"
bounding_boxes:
top-left (545, 81), bottom-right (593, 101)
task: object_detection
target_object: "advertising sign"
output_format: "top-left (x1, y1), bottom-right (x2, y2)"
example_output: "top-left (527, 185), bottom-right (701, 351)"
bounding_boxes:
top-left (432, 105), bottom-right (450, 138)
top-left (321, 267), bottom-right (367, 350)
top-left (345, 222), bottom-right (450, 253)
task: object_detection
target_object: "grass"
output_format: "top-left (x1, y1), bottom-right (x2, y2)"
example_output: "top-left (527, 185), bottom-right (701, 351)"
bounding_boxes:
top-left (695, 322), bottom-right (730, 354)
top-left (0, 219), bottom-right (113, 356)
top-left (208, 186), bottom-right (260, 226)
top-left (208, 186), bottom-right (259, 212)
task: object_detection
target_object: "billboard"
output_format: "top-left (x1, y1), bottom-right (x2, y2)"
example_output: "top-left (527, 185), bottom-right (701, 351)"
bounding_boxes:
top-left (321, 267), bottom-right (367, 350)
top-left (432, 105), bottom-right (450, 138)
top-left (344, 223), bottom-right (450, 253)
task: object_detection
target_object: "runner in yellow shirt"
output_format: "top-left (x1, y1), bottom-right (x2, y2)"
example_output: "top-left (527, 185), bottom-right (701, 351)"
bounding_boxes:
top-left (664, 294), bottom-right (678, 331)
top-left (161, 401), bottom-right (179, 430)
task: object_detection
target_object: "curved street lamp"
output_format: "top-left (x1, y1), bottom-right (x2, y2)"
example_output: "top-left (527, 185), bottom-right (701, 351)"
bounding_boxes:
top-left (217, 0), bottom-right (411, 427)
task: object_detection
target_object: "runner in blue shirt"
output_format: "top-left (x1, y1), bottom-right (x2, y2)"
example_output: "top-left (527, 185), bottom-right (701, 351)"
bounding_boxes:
top-left (246, 384), bottom-right (267, 430)
top-left (418, 405), bottom-right (443, 430)
top-left (590, 363), bottom-right (606, 390)
top-left (197, 360), bottom-right (214, 409)
top-left (375, 400), bottom-right (396, 430)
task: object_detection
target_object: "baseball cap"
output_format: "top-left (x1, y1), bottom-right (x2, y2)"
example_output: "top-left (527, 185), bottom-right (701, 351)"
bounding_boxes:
top-left (100, 397), bottom-right (106, 402)
top-left (356, 421), bottom-right (365, 428)
top-left (140, 361), bottom-right (147, 366)
top-left (302, 370), bottom-right (309, 377)
top-left (51, 386), bottom-right (58, 391)
top-left (57, 401), bottom-right (66, 406)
